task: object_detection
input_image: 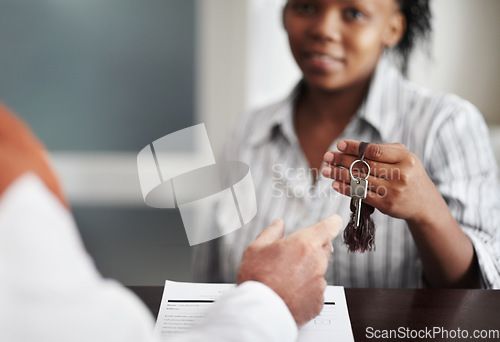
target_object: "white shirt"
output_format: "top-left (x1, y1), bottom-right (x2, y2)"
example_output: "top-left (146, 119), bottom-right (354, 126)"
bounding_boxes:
top-left (194, 58), bottom-right (500, 289)
top-left (0, 174), bottom-right (297, 342)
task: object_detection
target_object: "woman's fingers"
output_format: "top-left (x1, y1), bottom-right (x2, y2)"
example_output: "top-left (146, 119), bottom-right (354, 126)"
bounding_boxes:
top-left (323, 152), bottom-right (400, 180)
top-left (334, 140), bottom-right (408, 164)
top-left (324, 140), bottom-right (435, 221)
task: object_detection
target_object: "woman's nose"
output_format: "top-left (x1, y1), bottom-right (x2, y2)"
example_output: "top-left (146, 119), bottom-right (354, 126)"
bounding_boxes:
top-left (307, 11), bottom-right (342, 43)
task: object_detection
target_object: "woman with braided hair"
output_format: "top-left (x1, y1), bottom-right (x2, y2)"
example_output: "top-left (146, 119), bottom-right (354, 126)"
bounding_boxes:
top-left (194, 0), bottom-right (500, 289)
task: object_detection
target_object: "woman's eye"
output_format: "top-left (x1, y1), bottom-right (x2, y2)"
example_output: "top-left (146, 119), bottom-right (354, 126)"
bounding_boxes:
top-left (344, 8), bottom-right (365, 20)
top-left (293, 3), bottom-right (317, 14)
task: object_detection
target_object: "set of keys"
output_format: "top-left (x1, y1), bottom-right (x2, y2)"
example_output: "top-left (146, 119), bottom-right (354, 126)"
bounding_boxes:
top-left (349, 159), bottom-right (370, 229)
top-left (343, 142), bottom-right (376, 253)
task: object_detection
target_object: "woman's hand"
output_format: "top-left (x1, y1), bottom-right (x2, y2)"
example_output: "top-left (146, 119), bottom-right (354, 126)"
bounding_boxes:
top-left (321, 140), bottom-right (447, 225)
top-left (321, 140), bottom-right (480, 288)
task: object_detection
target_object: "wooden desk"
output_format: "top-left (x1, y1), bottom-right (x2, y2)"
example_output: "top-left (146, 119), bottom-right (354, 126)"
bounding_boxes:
top-left (128, 287), bottom-right (500, 341)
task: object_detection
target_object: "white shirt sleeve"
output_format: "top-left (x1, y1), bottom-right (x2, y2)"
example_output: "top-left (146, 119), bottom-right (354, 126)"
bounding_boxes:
top-left (0, 173), bottom-right (298, 342)
top-left (425, 101), bottom-right (500, 289)
top-left (170, 281), bottom-right (298, 342)
top-left (0, 173), bottom-right (155, 342)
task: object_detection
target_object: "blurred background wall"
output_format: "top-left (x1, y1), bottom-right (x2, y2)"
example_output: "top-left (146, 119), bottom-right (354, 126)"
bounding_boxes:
top-left (0, 0), bottom-right (198, 285)
top-left (0, 0), bottom-right (499, 286)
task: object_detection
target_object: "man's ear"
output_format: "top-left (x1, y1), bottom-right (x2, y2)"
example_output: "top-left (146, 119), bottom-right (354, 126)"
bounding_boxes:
top-left (0, 103), bottom-right (69, 208)
top-left (383, 12), bottom-right (406, 48)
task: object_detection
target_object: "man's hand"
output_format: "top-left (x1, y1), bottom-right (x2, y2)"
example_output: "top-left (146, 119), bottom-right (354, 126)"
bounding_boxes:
top-left (237, 215), bottom-right (342, 327)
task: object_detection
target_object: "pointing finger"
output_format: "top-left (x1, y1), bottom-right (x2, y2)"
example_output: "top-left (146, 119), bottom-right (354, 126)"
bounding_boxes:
top-left (251, 218), bottom-right (285, 248)
top-left (309, 214), bottom-right (343, 247)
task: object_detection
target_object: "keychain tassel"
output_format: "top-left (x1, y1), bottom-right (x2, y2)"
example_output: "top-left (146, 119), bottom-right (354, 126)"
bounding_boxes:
top-left (343, 141), bottom-right (377, 253)
top-left (344, 199), bottom-right (375, 253)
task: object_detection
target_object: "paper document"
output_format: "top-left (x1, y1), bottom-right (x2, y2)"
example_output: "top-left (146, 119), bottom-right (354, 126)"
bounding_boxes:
top-left (154, 280), bottom-right (354, 341)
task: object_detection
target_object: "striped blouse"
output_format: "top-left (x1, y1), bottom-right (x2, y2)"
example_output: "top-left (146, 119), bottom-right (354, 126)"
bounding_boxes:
top-left (193, 58), bottom-right (500, 289)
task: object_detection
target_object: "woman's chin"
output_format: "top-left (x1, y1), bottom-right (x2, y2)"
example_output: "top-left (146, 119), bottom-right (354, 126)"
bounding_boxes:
top-left (303, 76), bottom-right (349, 93)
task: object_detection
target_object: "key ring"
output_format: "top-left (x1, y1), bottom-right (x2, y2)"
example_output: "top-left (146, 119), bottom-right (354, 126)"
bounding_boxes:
top-left (349, 159), bottom-right (370, 180)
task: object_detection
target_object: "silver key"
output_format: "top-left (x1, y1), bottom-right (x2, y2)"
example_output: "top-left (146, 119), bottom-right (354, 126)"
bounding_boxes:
top-left (350, 177), bottom-right (367, 228)
top-left (349, 160), bottom-right (370, 229)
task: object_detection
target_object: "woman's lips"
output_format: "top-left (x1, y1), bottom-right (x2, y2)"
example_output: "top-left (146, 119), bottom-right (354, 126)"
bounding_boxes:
top-left (303, 53), bottom-right (345, 71)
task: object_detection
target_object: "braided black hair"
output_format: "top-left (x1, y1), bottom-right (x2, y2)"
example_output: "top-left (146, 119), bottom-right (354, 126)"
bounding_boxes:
top-left (393, 0), bottom-right (432, 75)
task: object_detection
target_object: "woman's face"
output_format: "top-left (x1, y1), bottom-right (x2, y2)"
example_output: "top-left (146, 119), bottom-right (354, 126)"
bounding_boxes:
top-left (283, 0), bottom-right (403, 92)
